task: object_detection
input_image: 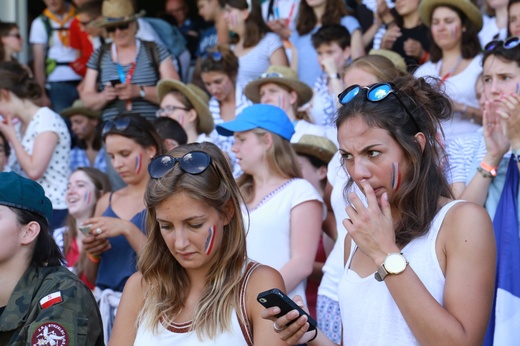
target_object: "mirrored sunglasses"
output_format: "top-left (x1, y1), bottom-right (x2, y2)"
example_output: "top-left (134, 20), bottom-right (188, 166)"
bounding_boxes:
top-left (484, 36), bottom-right (520, 52)
top-left (148, 151), bottom-right (212, 179)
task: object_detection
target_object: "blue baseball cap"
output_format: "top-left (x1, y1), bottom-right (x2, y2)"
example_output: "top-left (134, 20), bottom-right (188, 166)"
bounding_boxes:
top-left (0, 171), bottom-right (53, 223)
top-left (216, 104), bottom-right (295, 140)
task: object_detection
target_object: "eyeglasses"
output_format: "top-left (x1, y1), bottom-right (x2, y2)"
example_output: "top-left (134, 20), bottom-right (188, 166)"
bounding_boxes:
top-left (155, 105), bottom-right (190, 118)
top-left (148, 151), bottom-right (212, 178)
top-left (106, 23), bottom-right (130, 33)
top-left (202, 51), bottom-right (223, 61)
top-left (5, 33), bottom-right (21, 39)
top-left (484, 36), bottom-right (520, 52)
top-left (338, 83), bottom-right (420, 132)
top-left (258, 72), bottom-right (284, 79)
top-left (102, 117), bottom-right (131, 136)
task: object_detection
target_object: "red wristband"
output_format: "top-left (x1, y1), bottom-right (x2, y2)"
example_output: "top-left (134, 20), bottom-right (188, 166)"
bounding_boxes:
top-left (87, 253), bottom-right (101, 263)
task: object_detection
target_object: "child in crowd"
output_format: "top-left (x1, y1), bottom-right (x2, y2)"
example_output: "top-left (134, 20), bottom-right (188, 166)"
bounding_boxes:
top-left (196, 0), bottom-right (229, 55)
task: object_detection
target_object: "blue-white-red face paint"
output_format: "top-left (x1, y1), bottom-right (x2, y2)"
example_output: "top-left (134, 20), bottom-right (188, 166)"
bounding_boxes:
top-left (135, 153), bottom-right (142, 174)
top-left (84, 191), bottom-right (92, 205)
top-left (391, 162), bottom-right (401, 191)
top-left (204, 225), bottom-right (216, 255)
top-left (278, 94), bottom-right (285, 110)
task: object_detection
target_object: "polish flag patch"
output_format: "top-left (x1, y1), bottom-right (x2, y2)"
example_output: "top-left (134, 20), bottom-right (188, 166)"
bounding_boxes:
top-left (39, 291), bottom-right (63, 309)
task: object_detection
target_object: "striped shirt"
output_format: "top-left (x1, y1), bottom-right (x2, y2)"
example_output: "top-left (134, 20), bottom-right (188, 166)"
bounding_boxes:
top-left (87, 39), bottom-right (171, 121)
top-left (446, 131), bottom-right (486, 185)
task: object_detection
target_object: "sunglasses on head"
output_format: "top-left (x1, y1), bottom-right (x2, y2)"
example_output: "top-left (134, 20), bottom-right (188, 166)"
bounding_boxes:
top-left (148, 151), bottom-right (212, 179)
top-left (202, 51), bottom-right (223, 61)
top-left (106, 22), bottom-right (130, 33)
top-left (484, 36), bottom-right (520, 52)
top-left (338, 83), bottom-right (420, 132)
top-left (102, 117), bottom-right (131, 137)
top-left (258, 72), bottom-right (284, 79)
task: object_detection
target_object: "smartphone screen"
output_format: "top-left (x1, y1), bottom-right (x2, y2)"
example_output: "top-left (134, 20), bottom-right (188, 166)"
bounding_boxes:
top-left (110, 79), bottom-right (121, 87)
top-left (257, 288), bottom-right (317, 330)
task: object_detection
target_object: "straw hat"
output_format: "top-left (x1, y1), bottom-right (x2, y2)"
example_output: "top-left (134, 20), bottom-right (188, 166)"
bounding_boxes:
top-left (244, 65), bottom-right (313, 107)
top-left (91, 0), bottom-right (145, 28)
top-left (368, 49), bottom-right (407, 72)
top-left (60, 99), bottom-right (101, 119)
top-left (157, 79), bottom-right (214, 135)
top-left (419, 0), bottom-right (483, 31)
top-left (292, 134), bottom-right (337, 164)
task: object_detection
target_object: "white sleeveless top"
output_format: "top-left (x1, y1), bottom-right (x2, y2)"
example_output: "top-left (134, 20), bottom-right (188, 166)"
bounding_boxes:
top-left (338, 200), bottom-right (461, 345)
top-left (134, 261), bottom-right (260, 345)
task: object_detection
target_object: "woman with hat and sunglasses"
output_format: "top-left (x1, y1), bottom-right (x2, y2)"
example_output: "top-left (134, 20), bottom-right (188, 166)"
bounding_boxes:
top-left (262, 75), bottom-right (496, 345)
top-left (0, 171), bottom-right (103, 345)
top-left (217, 104), bottom-right (323, 309)
top-left (80, 0), bottom-right (179, 122)
top-left (81, 113), bottom-right (163, 342)
top-left (244, 65), bottom-right (336, 145)
top-left (414, 0), bottom-right (483, 142)
top-left (109, 142), bottom-right (287, 345)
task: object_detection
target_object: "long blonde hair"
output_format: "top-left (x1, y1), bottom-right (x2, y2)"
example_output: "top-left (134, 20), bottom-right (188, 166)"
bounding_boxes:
top-left (138, 142), bottom-right (247, 340)
top-left (237, 128), bottom-right (302, 203)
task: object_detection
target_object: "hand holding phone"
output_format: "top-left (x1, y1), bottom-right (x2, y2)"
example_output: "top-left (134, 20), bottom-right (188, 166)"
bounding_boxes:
top-left (110, 79), bottom-right (121, 87)
top-left (257, 288), bottom-right (317, 330)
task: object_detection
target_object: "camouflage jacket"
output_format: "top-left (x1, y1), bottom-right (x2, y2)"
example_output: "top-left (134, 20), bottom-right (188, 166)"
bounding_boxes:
top-left (0, 265), bottom-right (104, 346)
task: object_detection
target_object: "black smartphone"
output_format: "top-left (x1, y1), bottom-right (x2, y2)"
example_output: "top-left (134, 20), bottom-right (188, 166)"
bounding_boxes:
top-left (110, 79), bottom-right (121, 87)
top-left (257, 288), bottom-right (317, 331)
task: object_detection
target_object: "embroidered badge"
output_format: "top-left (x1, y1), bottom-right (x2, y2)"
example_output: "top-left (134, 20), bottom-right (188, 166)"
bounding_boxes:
top-left (31, 322), bottom-right (68, 346)
top-left (39, 291), bottom-right (63, 309)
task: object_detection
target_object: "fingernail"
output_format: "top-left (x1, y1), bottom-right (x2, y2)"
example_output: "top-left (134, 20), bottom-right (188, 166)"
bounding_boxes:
top-left (273, 307), bottom-right (280, 314)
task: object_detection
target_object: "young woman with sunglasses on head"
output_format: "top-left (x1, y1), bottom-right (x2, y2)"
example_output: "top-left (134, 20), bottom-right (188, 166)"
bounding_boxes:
top-left (108, 142), bottom-right (286, 345)
top-left (0, 61), bottom-right (70, 231)
top-left (262, 75), bottom-right (496, 345)
top-left (81, 0), bottom-right (179, 122)
top-left (217, 104), bottom-right (323, 309)
top-left (81, 113), bottom-right (163, 342)
top-left (414, 0), bottom-right (483, 142)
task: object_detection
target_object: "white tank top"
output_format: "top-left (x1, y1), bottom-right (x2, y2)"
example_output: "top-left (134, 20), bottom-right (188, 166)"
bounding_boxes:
top-left (338, 200), bottom-right (461, 345)
top-left (133, 261), bottom-right (259, 345)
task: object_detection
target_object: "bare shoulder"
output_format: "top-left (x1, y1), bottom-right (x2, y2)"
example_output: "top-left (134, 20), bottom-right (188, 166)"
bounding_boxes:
top-left (247, 264), bottom-right (285, 294)
top-left (94, 191), bottom-right (111, 216)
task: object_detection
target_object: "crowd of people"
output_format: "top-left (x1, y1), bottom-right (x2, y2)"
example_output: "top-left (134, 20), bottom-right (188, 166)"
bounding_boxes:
top-left (1, 0), bottom-right (520, 345)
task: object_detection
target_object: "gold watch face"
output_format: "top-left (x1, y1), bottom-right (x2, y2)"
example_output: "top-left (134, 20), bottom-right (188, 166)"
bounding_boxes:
top-left (384, 253), bottom-right (407, 274)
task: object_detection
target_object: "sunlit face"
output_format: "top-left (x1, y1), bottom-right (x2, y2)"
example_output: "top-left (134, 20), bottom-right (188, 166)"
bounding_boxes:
top-left (509, 3), bottom-right (520, 37)
top-left (224, 4), bottom-right (247, 31)
top-left (201, 71), bottom-right (234, 102)
top-left (0, 205), bottom-right (23, 265)
top-left (482, 55), bottom-right (520, 102)
top-left (1, 28), bottom-right (23, 54)
top-left (159, 93), bottom-right (195, 129)
top-left (394, 0), bottom-right (420, 17)
top-left (343, 67), bottom-right (381, 89)
top-left (296, 154), bottom-right (326, 193)
top-left (232, 130), bottom-right (267, 173)
top-left (43, 0), bottom-right (66, 13)
top-left (105, 134), bottom-right (155, 184)
top-left (70, 114), bottom-right (98, 140)
top-left (431, 6), bottom-right (463, 50)
top-left (316, 42), bottom-right (350, 72)
top-left (66, 170), bottom-right (98, 219)
top-left (338, 116), bottom-right (410, 205)
top-left (259, 83), bottom-right (296, 113)
top-left (155, 191), bottom-right (228, 272)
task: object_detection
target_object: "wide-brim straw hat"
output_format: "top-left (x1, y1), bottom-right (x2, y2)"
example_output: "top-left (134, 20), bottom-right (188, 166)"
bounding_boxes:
top-left (292, 134), bottom-right (337, 164)
top-left (244, 65), bottom-right (313, 107)
top-left (419, 0), bottom-right (483, 31)
top-left (91, 0), bottom-right (145, 28)
top-left (61, 99), bottom-right (101, 119)
top-left (157, 79), bottom-right (214, 135)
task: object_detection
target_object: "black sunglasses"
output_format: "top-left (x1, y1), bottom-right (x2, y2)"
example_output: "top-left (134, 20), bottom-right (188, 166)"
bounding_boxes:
top-left (102, 117), bottom-right (131, 137)
top-left (484, 36), bottom-right (520, 52)
top-left (338, 83), bottom-right (420, 132)
top-left (106, 22), bottom-right (130, 33)
top-left (148, 151), bottom-right (212, 179)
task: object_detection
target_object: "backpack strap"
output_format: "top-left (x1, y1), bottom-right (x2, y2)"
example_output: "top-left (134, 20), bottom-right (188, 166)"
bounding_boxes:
top-left (95, 43), bottom-right (111, 91)
top-left (141, 40), bottom-right (160, 79)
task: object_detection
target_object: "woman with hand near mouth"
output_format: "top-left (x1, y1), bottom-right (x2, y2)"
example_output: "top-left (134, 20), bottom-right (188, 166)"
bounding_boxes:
top-left (53, 167), bottom-right (111, 289)
top-left (262, 74), bottom-right (496, 345)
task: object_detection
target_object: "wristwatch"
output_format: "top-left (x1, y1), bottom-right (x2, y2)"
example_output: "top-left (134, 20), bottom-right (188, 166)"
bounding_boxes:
top-left (139, 86), bottom-right (146, 98)
top-left (513, 148), bottom-right (520, 162)
top-left (374, 253), bottom-right (408, 282)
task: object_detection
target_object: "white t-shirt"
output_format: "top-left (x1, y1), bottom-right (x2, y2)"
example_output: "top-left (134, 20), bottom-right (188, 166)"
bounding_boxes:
top-left (29, 14), bottom-right (81, 82)
top-left (479, 15), bottom-right (507, 48)
top-left (291, 119), bottom-right (336, 146)
top-left (9, 107), bottom-right (70, 209)
top-left (234, 33), bottom-right (284, 90)
top-left (414, 55), bottom-right (482, 142)
top-left (243, 178), bottom-right (323, 304)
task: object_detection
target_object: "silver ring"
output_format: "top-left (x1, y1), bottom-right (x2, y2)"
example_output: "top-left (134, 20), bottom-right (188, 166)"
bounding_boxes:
top-left (273, 321), bottom-right (284, 331)
top-left (96, 228), bottom-right (102, 235)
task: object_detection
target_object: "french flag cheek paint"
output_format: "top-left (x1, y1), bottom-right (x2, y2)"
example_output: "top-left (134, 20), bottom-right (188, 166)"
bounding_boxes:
top-left (204, 225), bottom-right (216, 255)
top-left (391, 162), bottom-right (402, 191)
top-left (178, 114), bottom-right (184, 126)
top-left (135, 153), bottom-right (142, 174)
top-left (278, 94), bottom-right (285, 109)
top-left (84, 191), bottom-right (92, 205)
